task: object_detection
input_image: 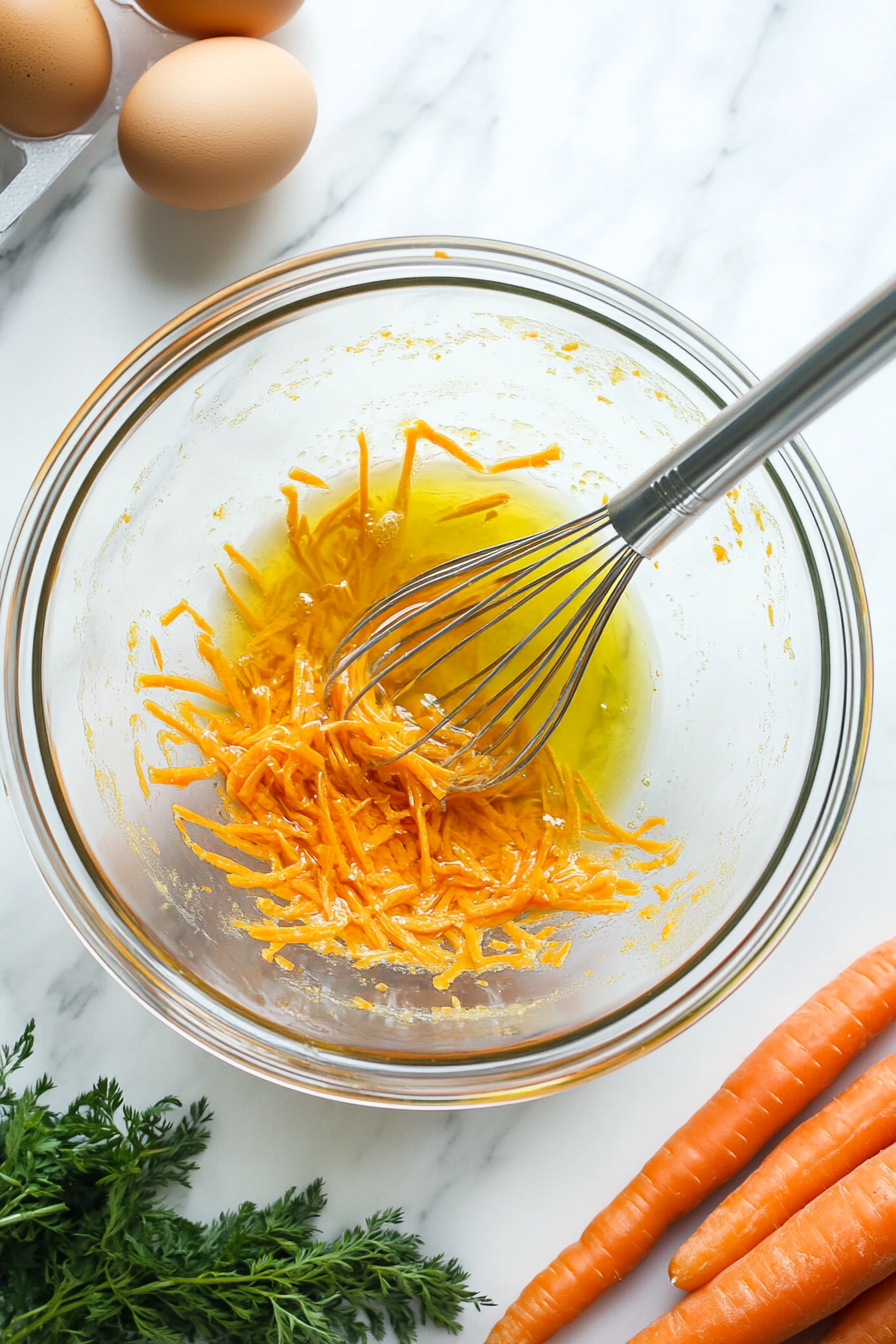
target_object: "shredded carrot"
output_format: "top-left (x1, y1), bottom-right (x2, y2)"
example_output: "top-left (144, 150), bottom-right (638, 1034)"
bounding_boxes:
top-left (214, 564), bottom-right (262, 631)
top-left (133, 742), bottom-right (150, 801)
top-left (440, 492), bottom-right (511, 522)
top-left (137, 674), bottom-right (230, 705)
top-left (488, 445), bottom-right (562, 474)
top-left (415, 419), bottom-right (485, 473)
top-left (395, 420), bottom-right (486, 512)
top-left (288, 466), bottom-right (330, 490)
top-left (223, 543), bottom-right (266, 592)
top-left (148, 762), bottom-right (220, 787)
top-left (149, 635), bottom-right (164, 671)
top-left (629, 1139), bottom-right (896, 1344)
top-left (160, 600), bottom-right (214, 634)
top-left (138, 424), bottom-right (675, 989)
top-left (394, 424), bottom-right (419, 514)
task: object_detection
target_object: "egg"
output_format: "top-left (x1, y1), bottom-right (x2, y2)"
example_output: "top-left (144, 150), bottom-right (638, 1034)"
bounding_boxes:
top-left (137, 0), bottom-right (304, 39)
top-left (118, 38), bottom-right (317, 211)
top-left (0, 0), bottom-right (112, 137)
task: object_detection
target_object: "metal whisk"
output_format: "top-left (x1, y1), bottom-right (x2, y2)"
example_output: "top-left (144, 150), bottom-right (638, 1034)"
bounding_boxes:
top-left (328, 275), bottom-right (896, 790)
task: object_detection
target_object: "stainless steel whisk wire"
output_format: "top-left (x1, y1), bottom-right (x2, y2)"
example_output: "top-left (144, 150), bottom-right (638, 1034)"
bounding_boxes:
top-left (338, 510), bottom-right (641, 778)
top-left (328, 273), bottom-right (896, 790)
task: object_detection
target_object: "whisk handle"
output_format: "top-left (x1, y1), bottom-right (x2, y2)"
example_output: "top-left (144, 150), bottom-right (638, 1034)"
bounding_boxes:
top-left (609, 272), bottom-right (896, 556)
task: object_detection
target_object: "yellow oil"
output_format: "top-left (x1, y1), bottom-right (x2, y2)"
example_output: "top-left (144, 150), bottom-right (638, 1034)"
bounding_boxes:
top-left (234, 460), bottom-right (652, 810)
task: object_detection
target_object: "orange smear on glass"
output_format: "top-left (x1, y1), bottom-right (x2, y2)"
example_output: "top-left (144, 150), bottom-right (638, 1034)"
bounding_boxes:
top-left (415, 420), bottom-right (485, 472)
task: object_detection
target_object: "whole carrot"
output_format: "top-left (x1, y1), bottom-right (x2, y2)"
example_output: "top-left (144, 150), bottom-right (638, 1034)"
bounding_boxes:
top-left (626, 1140), bottom-right (896, 1344)
top-left (822, 1273), bottom-right (896, 1342)
top-left (670, 1053), bottom-right (896, 1290)
top-left (486, 938), bottom-right (896, 1344)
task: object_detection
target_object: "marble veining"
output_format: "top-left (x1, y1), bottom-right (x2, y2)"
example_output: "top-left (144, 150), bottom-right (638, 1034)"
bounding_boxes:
top-left (2, 2), bottom-right (896, 1341)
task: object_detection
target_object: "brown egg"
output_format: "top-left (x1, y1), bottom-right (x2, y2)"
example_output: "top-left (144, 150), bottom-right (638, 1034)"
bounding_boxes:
top-left (118, 38), bottom-right (317, 211)
top-left (0, 0), bottom-right (112, 137)
top-left (137, 0), bottom-right (304, 39)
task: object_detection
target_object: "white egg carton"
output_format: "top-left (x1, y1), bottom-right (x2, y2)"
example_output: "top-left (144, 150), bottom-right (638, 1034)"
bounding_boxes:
top-left (0, 0), bottom-right (186, 251)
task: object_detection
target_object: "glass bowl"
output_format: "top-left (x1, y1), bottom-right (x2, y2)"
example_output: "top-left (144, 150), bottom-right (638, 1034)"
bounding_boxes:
top-left (0, 238), bottom-right (871, 1107)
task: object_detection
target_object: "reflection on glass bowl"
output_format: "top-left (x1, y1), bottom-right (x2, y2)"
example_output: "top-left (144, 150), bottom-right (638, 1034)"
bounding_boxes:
top-left (0, 239), bottom-right (871, 1106)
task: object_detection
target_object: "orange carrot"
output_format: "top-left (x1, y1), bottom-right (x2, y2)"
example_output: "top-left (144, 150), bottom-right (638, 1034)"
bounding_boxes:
top-left (394, 424), bottom-right (418, 513)
top-left (486, 938), bottom-right (896, 1344)
top-left (627, 1140), bottom-right (896, 1344)
top-left (223, 542), bottom-right (266, 592)
top-left (357, 429), bottom-right (369, 534)
top-left (671, 1053), bottom-right (896, 1290)
top-left (487, 445), bottom-right (562, 473)
top-left (440, 492), bottom-right (510, 522)
top-left (822, 1273), bottom-right (896, 1342)
top-left (288, 466), bottom-right (330, 489)
top-left (159, 599), bottom-right (213, 634)
top-left (133, 741), bottom-right (150, 800)
top-left (214, 563), bottom-right (262, 630)
top-left (414, 419), bottom-right (485, 472)
top-left (136, 673), bottom-right (229, 704)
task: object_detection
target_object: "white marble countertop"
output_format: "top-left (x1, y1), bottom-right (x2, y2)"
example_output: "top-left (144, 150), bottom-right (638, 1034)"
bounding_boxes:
top-left (2, 3), bottom-right (896, 1342)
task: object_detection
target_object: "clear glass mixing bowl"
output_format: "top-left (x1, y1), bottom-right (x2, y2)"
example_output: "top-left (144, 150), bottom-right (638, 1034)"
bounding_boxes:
top-left (0, 238), bottom-right (871, 1106)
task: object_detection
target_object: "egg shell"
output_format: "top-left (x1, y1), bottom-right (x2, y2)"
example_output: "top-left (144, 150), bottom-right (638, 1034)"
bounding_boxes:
top-left (118, 38), bottom-right (317, 211)
top-left (137, 0), bottom-right (304, 39)
top-left (0, 0), bottom-right (112, 138)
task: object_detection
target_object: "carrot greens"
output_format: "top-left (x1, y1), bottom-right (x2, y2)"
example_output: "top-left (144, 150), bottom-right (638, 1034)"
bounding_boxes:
top-left (0, 1022), bottom-right (489, 1344)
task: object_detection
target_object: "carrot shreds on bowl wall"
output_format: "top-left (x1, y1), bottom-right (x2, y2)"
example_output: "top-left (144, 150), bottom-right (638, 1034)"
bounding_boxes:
top-left (137, 426), bottom-right (676, 989)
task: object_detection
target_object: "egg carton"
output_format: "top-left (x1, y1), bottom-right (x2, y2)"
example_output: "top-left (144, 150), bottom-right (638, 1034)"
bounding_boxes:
top-left (0, 0), bottom-right (185, 251)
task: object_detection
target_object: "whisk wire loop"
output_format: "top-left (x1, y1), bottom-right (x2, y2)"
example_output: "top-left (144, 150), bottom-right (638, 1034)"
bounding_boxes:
top-left (332, 508), bottom-right (614, 715)
top-left (461, 546), bottom-right (641, 759)
top-left (328, 507), bottom-right (610, 687)
top-left (474, 551), bottom-right (643, 789)
top-left (367, 526), bottom-right (625, 702)
top-left (380, 538), bottom-right (628, 771)
top-left (327, 505), bottom-right (644, 787)
top-left (446, 544), bottom-right (629, 740)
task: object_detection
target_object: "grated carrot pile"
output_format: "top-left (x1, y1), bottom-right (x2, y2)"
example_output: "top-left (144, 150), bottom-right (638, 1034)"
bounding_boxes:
top-left (137, 423), bottom-right (677, 989)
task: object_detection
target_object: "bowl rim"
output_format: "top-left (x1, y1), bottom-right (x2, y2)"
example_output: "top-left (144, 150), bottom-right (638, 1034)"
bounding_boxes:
top-left (0, 235), bottom-right (873, 1107)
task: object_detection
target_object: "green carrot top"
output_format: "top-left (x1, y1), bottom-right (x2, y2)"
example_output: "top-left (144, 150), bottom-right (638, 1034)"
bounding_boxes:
top-left (0, 1022), bottom-right (490, 1344)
